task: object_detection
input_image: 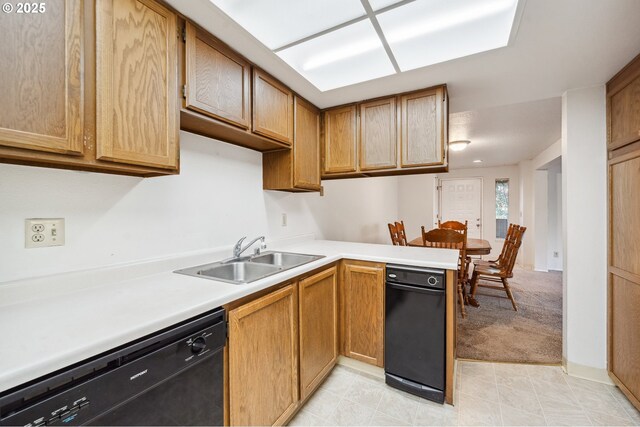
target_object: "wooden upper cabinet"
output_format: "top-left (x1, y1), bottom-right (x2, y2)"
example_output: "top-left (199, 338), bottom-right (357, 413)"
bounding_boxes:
top-left (184, 21), bottom-right (250, 129)
top-left (359, 97), bottom-right (397, 171)
top-left (96, 0), bottom-right (179, 170)
top-left (323, 105), bottom-right (358, 174)
top-left (262, 96), bottom-right (321, 192)
top-left (294, 97), bottom-right (321, 190)
top-left (228, 284), bottom-right (299, 426)
top-left (252, 69), bottom-right (294, 145)
top-left (0, 0), bottom-right (83, 155)
top-left (299, 267), bottom-right (338, 400)
top-left (341, 260), bottom-right (385, 367)
top-left (608, 57), bottom-right (640, 150)
top-left (400, 87), bottom-right (445, 168)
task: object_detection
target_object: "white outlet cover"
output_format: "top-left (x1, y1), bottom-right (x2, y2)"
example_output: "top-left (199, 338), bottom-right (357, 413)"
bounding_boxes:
top-left (25, 218), bottom-right (65, 249)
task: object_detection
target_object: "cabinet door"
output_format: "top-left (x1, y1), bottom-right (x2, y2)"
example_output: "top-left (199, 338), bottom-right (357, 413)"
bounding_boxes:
top-left (0, 0), bottom-right (83, 155)
top-left (400, 88), bottom-right (444, 168)
top-left (609, 73), bottom-right (640, 149)
top-left (359, 97), bottom-right (397, 171)
top-left (342, 261), bottom-right (385, 367)
top-left (96, 0), bottom-right (179, 170)
top-left (229, 285), bottom-right (299, 426)
top-left (294, 97), bottom-right (321, 190)
top-left (609, 154), bottom-right (640, 409)
top-left (184, 22), bottom-right (250, 129)
top-left (323, 106), bottom-right (358, 174)
top-left (252, 69), bottom-right (294, 145)
top-left (299, 267), bottom-right (338, 400)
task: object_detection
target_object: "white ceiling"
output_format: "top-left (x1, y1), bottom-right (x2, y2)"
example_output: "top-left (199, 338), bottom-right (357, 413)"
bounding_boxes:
top-left (449, 97), bottom-right (561, 169)
top-left (166, 0), bottom-right (640, 167)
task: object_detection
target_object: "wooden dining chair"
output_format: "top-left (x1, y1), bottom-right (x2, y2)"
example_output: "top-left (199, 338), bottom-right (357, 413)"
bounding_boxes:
top-left (421, 227), bottom-right (469, 318)
top-left (439, 220), bottom-right (471, 284)
top-left (438, 220), bottom-right (468, 233)
top-left (395, 221), bottom-right (408, 246)
top-left (388, 222), bottom-right (401, 246)
top-left (474, 223), bottom-right (517, 269)
top-left (470, 226), bottom-right (526, 311)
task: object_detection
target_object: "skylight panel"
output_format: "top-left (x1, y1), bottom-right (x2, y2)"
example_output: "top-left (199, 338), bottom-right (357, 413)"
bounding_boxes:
top-left (210, 0), bottom-right (366, 50)
top-left (377, 0), bottom-right (519, 71)
top-left (368, 0), bottom-right (406, 11)
top-left (277, 20), bottom-right (395, 91)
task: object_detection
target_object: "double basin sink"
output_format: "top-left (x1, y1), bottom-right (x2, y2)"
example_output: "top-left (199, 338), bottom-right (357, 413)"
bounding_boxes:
top-left (175, 251), bottom-right (325, 285)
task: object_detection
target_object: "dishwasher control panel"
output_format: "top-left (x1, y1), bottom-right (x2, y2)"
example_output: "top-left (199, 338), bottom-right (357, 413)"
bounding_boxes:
top-left (386, 265), bottom-right (445, 290)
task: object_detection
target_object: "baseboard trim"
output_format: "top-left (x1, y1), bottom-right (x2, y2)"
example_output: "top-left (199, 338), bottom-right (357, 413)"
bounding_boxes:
top-left (562, 358), bottom-right (614, 384)
top-left (337, 356), bottom-right (384, 379)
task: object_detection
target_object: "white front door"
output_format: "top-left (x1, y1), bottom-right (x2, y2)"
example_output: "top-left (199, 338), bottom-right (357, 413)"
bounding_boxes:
top-left (439, 178), bottom-right (483, 239)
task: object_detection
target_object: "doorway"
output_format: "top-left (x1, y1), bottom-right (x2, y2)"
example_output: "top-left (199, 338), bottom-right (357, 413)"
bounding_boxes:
top-left (438, 178), bottom-right (483, 239)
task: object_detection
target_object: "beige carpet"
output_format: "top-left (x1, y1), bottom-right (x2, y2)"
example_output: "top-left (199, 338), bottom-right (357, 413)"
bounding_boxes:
top-left (457, 267), bottom-right (563, 364)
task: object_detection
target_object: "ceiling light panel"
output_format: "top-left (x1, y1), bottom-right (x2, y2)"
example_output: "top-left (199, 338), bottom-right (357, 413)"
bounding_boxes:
top-left (210, 0), bottom-right (366, 49)
top-left (277, 20), bottom-right (396, 91)
top-left (377, 0), bottom-right (519, 71)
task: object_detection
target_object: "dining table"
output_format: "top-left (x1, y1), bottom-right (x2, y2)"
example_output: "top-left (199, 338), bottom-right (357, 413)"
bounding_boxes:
top-left (407, 237), bottom-right (492, 256)
top-left (407, 236), bottom-right (493, 309)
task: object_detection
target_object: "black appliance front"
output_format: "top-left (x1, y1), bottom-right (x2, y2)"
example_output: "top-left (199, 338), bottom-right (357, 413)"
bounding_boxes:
top-left (384, 265), bottom-right (446, 403)
top-left (0, 308), bottom-right (226, 427)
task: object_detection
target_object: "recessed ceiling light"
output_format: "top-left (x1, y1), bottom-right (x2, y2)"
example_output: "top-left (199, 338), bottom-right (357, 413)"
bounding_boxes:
top-left (473, 159), bottom-right (483, 163)
top-left (449, 140), bottom-right (471, 151)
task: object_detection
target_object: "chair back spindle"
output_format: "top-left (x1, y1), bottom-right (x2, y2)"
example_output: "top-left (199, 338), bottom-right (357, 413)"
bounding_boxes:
top-left (395, 221), bottom-right (408, 246)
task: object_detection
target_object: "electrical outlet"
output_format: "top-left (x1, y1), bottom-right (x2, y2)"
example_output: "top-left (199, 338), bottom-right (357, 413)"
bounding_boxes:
top-left (553, 251), bottom-right (559, 258)
top-left (281, 213), bottom-right (287, 227)
top-left (25, 218), bottom-right (65, 248)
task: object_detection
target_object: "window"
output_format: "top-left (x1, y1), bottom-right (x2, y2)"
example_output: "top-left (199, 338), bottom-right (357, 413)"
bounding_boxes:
top-left (496, 179), bottom-right (509, 239)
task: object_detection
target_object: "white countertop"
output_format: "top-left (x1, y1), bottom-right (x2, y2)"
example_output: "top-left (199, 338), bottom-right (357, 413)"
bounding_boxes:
top-left (0, 239), bottom-right (458, 393)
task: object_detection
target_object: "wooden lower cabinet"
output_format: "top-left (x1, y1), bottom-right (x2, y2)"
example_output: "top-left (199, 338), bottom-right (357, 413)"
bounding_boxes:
top-left (299, 267), bottom-right (338, 400)
top-left (228, 284), bottom-right (299, 426)
top-left (340, 260), bottom-right (385, 367)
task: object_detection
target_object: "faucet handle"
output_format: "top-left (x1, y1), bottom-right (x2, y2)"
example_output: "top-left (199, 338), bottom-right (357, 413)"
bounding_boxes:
top-left (233, 236), bottom-right (247, 257)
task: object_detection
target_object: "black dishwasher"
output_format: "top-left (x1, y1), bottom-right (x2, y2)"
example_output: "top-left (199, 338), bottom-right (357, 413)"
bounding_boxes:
top-left (384, 264), bottom-right (446, 403)
top-left (0, 308), bottom-right (226, 427)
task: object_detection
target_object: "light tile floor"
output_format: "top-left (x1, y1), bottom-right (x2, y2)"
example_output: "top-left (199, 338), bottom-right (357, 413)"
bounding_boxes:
top-left (289, 361), bottom-right (640, 426)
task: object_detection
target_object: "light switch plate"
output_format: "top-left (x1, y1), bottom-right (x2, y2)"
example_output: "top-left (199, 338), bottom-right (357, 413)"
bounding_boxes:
top-left (25, 218), bottom-right (65, 248)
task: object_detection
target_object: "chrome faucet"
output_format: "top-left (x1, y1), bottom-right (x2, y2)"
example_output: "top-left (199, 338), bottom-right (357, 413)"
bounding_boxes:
top-left (233, 236), bottom-right (266, 258)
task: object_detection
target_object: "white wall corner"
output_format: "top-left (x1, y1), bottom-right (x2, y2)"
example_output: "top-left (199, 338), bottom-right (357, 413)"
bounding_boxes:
top-left (561, 85), bottom-right (608, 372)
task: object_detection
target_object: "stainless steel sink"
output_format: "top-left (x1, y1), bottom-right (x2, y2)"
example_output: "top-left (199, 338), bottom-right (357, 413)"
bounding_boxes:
top-left (197, 262), bottom-right (281, 283)
top-left (175, 251), bottom-right (324, 285)
top-left (250, 252), bottom-right (322, 268)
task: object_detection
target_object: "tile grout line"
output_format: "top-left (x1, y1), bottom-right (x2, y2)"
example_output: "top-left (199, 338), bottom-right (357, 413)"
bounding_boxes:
top-left (491, 363), bottom-right (507, 427)
top-left (567, 378), bottom-right (634, 423)
top-left (606, 383), bottom-right (640, 422)
top-left (526, 367), bottom-right (550, 426)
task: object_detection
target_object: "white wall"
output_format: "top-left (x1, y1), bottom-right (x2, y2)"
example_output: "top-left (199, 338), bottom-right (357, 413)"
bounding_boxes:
top-left (561, 85), bottom-right (608, 380)
top-left (519, 160), bottom-right (535, 268)
top-left (0, 132), bottom-right (325, 282)
top-left (533, 170), bottom-right (549, 271)
top-left (547, 161), bottom-right (563, 271)
top-left (307, 176), bottom-right (400, 245)
top-left (397, 166), bottom-right (520, 259)
top-left (0, 131), bottom-right (405, 283)
top-left (519, 139), bottom-right (562, 270)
